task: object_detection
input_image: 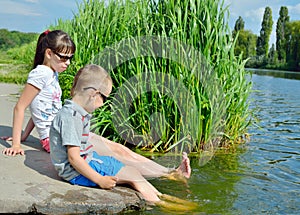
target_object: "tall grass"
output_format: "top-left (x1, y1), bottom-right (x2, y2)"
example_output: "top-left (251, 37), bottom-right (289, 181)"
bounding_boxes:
top-left (9, 0), bottom-right (252, 154)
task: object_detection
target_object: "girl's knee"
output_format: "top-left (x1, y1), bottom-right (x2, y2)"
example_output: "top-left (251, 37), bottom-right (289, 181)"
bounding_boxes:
top-left (117, 165), bottom-right (144, 181)
top-left (122, 165), bottom-right (140, 174)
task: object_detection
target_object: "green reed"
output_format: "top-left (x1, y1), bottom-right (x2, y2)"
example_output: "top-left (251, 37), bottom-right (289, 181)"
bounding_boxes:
top-left (9, 0), bottom-right (252, 153)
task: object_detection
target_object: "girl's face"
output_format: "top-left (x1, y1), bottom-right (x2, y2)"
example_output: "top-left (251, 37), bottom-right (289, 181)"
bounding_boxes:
top-left (46, 48), bottom-right (74, 72)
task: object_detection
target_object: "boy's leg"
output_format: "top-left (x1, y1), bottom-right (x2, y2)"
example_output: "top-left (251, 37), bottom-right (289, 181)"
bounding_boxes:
top-left (115, 165), bottom-right (161, 202)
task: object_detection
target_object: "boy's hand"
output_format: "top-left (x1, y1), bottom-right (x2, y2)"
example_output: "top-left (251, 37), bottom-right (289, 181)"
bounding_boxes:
top-left (2, 146), bottom-right (25, 156)
top-left (97, 176), bottom-right (118, 189)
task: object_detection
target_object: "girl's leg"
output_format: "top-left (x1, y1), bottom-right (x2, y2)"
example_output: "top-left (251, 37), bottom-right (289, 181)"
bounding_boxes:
top-left (90, 132), bottom-right (169, 177)
top-left (40, 137), bottom-right (50, 152)
top-left (115, 165), bottom-right (161, 202)
top-left (89, 132), bottom-right (191, 178)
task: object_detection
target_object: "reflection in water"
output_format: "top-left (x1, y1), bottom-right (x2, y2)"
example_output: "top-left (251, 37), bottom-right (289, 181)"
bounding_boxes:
top-left (147, 152), bottom-right (243, 214)
top-left (248, 68), bottom-right (300, 80)
top-left (129, 70), bottom-right (300, 214)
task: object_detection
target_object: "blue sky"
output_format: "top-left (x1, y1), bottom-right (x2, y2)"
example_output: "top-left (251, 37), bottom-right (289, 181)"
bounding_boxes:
top-left (1, 0), bottom-right (300, 45)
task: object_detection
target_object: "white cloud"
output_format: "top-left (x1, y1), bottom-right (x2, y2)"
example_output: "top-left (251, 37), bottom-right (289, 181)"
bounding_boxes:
top-left (25, 0), bottom-right (39, 3)
top-left (0, 0), bottom-right (41, 16)
top-left (245, 7), bottom-right (265, 23)
top-left (288, 3), bottom-right (300, 20)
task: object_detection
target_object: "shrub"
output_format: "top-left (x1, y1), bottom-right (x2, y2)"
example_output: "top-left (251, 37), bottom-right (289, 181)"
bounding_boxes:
top-left (13, 0), bottom-right (252, 154)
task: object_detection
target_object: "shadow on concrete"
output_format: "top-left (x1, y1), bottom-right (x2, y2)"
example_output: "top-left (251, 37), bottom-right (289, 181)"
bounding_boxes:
top-left (0, 125), bottom-right (41, 150)
top-left (0, 125), bottom-right (61, 181)
top-left (24, 150), bottom-right (61, 181)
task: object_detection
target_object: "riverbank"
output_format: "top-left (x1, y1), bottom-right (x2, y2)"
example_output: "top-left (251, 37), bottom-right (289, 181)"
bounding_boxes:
top-left (247, 67), bottom-right (300, 80)
top-left (0, 83), bottom-right (146, 214)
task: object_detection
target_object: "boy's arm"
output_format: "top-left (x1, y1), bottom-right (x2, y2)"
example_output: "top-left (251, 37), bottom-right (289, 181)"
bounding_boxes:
top-left (67, 146), bottom-right (118, 189)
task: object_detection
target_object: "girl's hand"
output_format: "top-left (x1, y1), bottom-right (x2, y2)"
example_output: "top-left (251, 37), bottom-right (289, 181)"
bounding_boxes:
top-left (97, 176), bottom-right (118, 189)
top-left (2, 146), bottom-right (25, 156)
top-left (1, 135), bottom-right (27, 142)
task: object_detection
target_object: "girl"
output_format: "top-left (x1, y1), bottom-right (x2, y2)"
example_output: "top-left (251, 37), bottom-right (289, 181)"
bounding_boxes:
top-left (2, 29), bottom-right (75, 155)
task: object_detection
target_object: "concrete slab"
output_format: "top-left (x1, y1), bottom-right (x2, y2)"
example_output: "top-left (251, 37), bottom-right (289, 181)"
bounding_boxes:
top-left (0, 83), bottom-right (146, 214)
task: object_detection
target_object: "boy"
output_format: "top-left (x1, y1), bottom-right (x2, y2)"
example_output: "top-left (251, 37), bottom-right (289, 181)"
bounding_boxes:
top-left (50, 64), bottom-right (162, 202)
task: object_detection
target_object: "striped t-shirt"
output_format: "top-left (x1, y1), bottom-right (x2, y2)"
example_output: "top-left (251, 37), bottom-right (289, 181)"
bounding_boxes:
top-left (50, 99), bottom-right (93, 181)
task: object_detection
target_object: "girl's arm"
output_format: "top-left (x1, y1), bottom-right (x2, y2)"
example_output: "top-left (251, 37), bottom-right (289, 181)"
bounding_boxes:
top-left (2, 84), bottom-right (40, 156)
top-left (67, 146), bottom-right (118, 189)
top-left (0, 118), bottom-right (34, 141)
top-left (21, 118), bottom-right (35, 142)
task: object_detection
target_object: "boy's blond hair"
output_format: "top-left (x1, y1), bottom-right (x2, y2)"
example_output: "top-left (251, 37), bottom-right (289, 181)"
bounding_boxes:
top-left (71, 64), bottom-right (112, 97)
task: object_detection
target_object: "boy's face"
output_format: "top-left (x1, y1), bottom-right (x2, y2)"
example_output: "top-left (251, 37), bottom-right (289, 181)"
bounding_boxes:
top-left (91, 80), bottom-right (112, 111)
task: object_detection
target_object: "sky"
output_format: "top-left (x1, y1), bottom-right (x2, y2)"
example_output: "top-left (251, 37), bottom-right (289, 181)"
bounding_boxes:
top-left (1, 0), bottom-right (300, 45)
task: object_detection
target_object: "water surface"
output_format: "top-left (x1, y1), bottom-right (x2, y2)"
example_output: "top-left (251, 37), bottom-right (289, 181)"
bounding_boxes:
top-left (142, 70), bottom-right (300, 214)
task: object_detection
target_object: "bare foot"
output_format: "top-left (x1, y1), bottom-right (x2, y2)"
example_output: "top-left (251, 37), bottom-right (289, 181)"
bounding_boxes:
top-left (175, 152), bottom-right (191, 179)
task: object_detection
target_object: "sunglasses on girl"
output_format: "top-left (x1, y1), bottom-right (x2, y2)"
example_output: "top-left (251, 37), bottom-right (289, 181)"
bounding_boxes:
top-left (52, 50), bottom-right (74, 62)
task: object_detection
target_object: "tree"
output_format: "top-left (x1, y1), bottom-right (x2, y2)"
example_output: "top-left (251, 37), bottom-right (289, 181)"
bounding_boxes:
top-left (234, 30), bottom-right (257, 59)
top-left (276, 6), bottom-right (289, 62)
top-left (268, 43), bottom-right (278, 64)
top-left (233, 16), bottom-right (245, 39)
top-left (256, 7), bottom-right (273, 57)
top-left (286, 21), bottom-right (300, 70)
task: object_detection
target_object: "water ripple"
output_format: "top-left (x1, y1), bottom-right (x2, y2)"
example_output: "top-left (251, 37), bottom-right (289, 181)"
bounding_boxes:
top-left (233, 73), bottom-right (300, 214)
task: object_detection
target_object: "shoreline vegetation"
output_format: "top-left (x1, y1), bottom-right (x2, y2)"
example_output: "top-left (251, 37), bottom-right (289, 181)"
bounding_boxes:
top-left (0, 0), bottom-right (267, 155)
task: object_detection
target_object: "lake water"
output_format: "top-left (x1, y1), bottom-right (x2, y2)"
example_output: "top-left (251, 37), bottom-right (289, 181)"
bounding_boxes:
top-left (140, 70), bottom-right (300, 214)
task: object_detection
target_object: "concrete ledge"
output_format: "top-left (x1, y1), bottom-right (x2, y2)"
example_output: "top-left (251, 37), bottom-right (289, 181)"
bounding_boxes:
top-left (0, 83), bottom-right (146, 214)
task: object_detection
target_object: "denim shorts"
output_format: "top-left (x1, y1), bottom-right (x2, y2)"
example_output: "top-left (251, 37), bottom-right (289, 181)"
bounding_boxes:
top-left (69, 151), bottom-right (124, 187)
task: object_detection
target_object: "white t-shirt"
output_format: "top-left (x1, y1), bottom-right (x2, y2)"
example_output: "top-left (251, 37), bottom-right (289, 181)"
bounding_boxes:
top-left (27, 65), bottom-right (62, 140)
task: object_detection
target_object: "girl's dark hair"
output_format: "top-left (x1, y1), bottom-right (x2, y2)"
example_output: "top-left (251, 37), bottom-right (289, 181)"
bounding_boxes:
top-left (33, 30), bottom-right (76, 69)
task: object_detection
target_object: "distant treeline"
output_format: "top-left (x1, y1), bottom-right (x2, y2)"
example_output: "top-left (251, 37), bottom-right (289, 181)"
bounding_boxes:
top-left (233, 6), bottom-right (300, 71)
top-left (0, 29), bottom-right (38, 50)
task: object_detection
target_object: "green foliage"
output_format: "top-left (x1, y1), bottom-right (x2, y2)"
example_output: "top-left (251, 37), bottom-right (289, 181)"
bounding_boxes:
top-left (235, 16), bottom-right (245, 32)
top-left (234, 30), bottom-right (257, 60)
top-left (232, 16), bottom-right (245, 39)
top-left (256, 7), bottom-right (273, 57)
top-left (276, 6), bottom-right (289, 62)
top-left (268, 44), bottom-right (278, 65)
top-left (286, 21), bottom-right (300, 70)
top-left (0, 28), bottom-right (37, 51)
top-left (0, 31), bottom-right (38, 84)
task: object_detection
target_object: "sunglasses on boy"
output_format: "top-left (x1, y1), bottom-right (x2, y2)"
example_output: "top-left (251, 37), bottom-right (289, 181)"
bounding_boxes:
top-left (83, 87), bottom-right (108, 103)
top-left (52, 50), bottom-right (74, 62)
